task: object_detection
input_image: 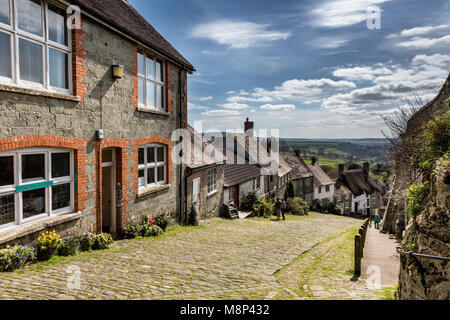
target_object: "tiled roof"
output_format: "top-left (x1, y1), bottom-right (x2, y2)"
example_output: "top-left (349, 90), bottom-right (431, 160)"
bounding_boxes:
top-left (337, 165), bottom-right (381, 197)
top-left (72, 0), bottom-right (194, 71)
top-left (223, 164), bottom-right (261, 187)
top-left (307, 164), bottom-right (334, 186)
top-left (185, 125), bottom-right (225, 169)
top-left (281, 153), bottom-right (313, 180)
top-left (278, 156), bottom-right (293, 178)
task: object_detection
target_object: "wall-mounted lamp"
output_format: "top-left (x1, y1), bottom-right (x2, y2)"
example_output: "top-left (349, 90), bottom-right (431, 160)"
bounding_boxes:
top-left (96, 129), bottom-right (104, 141)
top-left (112, 65), bottom-right (124, 80)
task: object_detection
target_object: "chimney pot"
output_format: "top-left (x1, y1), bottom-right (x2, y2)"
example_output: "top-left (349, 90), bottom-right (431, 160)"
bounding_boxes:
top-left (311, 157), bottom-right (317, 166)
top-left (244, 118), bottom-right (254, 137)
top-left (295, 150), bottom-right (300, 158)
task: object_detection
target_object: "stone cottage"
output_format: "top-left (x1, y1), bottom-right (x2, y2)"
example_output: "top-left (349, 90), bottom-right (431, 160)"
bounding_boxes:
top-left (0, 0), bottom-right (194, 245)
top-left (307, 158), bottom-right (335, 204)
top-left (281, 152), bottom-right (314, 204)
top-left (184, 125), bottom-right (225, 221)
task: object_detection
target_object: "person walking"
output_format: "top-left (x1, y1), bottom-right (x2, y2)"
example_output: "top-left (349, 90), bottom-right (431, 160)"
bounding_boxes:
top-left (374, 214), bottom-right (381, 229)
top-left (274, 199), bottom-right (283, 221)
top-left (281, 199), bottom-right (287, 221)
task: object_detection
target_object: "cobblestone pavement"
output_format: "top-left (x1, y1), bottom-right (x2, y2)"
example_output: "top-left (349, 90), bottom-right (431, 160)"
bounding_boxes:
top-left (0, 213), bottom-right (380, 300)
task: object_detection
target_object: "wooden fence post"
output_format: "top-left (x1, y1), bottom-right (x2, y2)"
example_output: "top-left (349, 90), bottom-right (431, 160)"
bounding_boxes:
top-left (355, 234), bottom-right (362, 276)
top-left (359, 228), bottom-right (365, 257)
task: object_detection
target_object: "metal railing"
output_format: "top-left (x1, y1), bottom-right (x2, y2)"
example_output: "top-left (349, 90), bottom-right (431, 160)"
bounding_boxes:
top-left (396, 247), bottom-right (450, 262)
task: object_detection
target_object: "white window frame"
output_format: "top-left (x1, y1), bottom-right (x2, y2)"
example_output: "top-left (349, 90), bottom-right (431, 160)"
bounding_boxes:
top-left (0, 147), bottom-right (74, 232)
top-left (137, 50), bottom-right (166, 111)
top-left (207, 168), bottom-right (217, 195)
top-left (0, 0), bottom-right (72, 94)
top-left (138, 144), bottom-right (167, 190)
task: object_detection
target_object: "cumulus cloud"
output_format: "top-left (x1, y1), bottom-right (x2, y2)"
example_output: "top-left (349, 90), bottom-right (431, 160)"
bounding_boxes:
top-left (226, 90), bottom-right (236, 95)
top-left (188, 102), bottom-right (208, 111)
top-left (333, 66), bottom-right (392, 81)
top-left (219, 102), bottom-right (250, 110)
top-left (397, 34), bottom-right (450, 48)
top-left (310, 0), bottom-right (390, 28)
top-left (412, 54), bottom-right (450, 67)
top-left (201, 109), bottom-right (240, 116)
top-left (199, 96), bottom-right (213, 101)
top-left (399, 24), bottom-right (449, 37)
top-left (190, 20), bottom-right (290, 49)
top-left (260, 104), bottom-right (296, 111)
top-left (226, 95), bottom-right (273, 103)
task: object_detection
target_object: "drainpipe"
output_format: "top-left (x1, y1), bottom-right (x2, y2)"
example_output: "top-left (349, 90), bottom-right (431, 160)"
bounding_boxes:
top-left (178, 68), bottom-right (184, 224)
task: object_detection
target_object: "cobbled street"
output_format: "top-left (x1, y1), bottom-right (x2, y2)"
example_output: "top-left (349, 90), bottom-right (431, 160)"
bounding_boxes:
top-left (0, 213), bottom-right (386, 300)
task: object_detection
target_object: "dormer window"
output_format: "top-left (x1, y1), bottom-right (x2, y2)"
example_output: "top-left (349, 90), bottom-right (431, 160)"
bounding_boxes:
top-left (0, 0), bottom-right (71, 93)
top-left (137, 51), bottom-right (165, 111)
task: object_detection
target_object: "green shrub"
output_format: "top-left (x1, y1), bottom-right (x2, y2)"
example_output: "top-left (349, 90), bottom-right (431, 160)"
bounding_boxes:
top-left (0, 249), bottom-right (15, 272)
top-left (260, 198), bottom-right (275, 218)
top-left (187, 205), bottom-right (199, 226)
top-left (78, 233), bottom-right (95, 252)
top-left (121, 223), bottom-right (140, 239)
top-left (407, 182), bottom-right (429, 217)
top-left (413, 111), bottom-right (450, 172)
top-left (10, 245), bottom-right (35, 268)
top-left (36, 230), bottom-right (62, 261)
top-left (91, 233), bottom-right (114, 250)
top-left (154, 213), bottom-right (170, 231)
top-left (241, 191), bottom-right (261, 211)
top-left (285, 180), bottom-right (296, 198)
top-left (57, 238), bottom-right (79, 256)
top-left (139, 223), bottom-right (164, 237)
top-left (286, 197), bottom-right (309, 215)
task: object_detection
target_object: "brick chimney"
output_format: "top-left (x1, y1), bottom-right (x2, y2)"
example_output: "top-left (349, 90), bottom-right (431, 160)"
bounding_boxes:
top-left (338, 164), bottom-right (345, 177)
top-left (311, 157), bottom-right (317, 166)
top-left (244, 118), bottom-right (254, 137)
top-left (295, 150), bottom-right (301, 158)
top-left (363, 162), bottom-right (370, 180)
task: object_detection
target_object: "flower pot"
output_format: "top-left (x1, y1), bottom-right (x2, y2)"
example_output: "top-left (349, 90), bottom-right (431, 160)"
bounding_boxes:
top-left (37, 248), bottom-right (57, 261)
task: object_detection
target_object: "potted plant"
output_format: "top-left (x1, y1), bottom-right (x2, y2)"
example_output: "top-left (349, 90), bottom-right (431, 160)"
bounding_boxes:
top-left (36, 230), bottom-right (62, 261)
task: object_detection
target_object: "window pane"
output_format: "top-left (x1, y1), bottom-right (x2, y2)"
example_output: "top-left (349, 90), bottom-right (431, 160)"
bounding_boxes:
top-left (157, 166), bottom-right (165, 182)
top-left (138, 78), bottom-right (144, 105)
top-left (138, 148), bottom-right (144, 165)
top-left (146, 81), bottom-right (155, 107)
top-left (49, 49), bottom-right (68, 89)
top-left (156, 85), bottom-right (164, 110)
top-left (52, 183), bottom-right (70, 210)
top-left (147, 147), bottom-right (155, 164)
top-left (17, 0), bottom-right (43, 37)
top-left (0, 32), bottom-right (11, 78)
top-left (0, 0), bottom-right (10, 25)
top-left (0, 194), bottom-right (14, 226)
top-left (147, 168), bottom-right (155, 184)
top-left (156, 59), bottom-right (163, 82)
top-left (138, 169), bottom-right (145, 187)
top-left (0, 156), bottom-right (14, 186)
top-left (22, 154), bottom-right (45, 183)
top-left (146, 56), bottom-right (154, 78)
top-left (22, 188), bottom-right (46, 219)
top-left (19, 38), bottom-right (43, 84)
top-left (51, 153), bottom-right (70, 178)
top-left (48, 4), bottom-right (66, 45)
top-left (137, 52), bottom-right (144, 75)
top-left (102, 149), bottom-right (113, 163)
top-left (157, 147), bottom-right (165, 162)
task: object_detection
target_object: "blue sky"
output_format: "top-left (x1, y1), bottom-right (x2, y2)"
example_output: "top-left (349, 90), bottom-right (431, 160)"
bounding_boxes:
top-left (129, 0), bottom-right (450, 138)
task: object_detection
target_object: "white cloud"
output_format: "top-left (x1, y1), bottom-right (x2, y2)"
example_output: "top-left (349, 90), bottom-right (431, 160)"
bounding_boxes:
top-left (201, 109), bottom-right (241, 116)
top-left (260, 104), bottom-right (296, 111)
top-left (311, 37), bottom-right (349, 49)
top-left (199, 96), bottom-right (213, 101)
top-left (311, 0), bottom-right (390, 28)
top-left (226, 90), bottom-right (236, 95)
top-left (333, 66), bottom-right (392, 81)
top-left (226, 95), bottom-right (273, 103)
top-left (188, 102), bottom-right (209, 111)
top-left (397, 35), bottom-right (450, 48)
top-left (412, 54), bottom-right (450, 67)
top-left (219, 102), bottom-right (250, 110)
top-left (190, 20), bottom-right (290, 49)
top-left (400, 24), bottom-right (449, 37)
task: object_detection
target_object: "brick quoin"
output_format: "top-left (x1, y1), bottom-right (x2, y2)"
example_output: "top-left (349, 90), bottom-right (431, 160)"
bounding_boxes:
top-left (132, 136), bottom-right (173, 194)
top-left (95, 139), bottom-right (130, 233)
top-left (72, 19), bottom-right (87, 102)
top-left (0, 135), bottom-right (89, 213)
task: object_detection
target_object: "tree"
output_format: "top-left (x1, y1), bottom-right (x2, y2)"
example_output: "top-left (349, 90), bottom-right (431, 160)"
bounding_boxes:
top-left (285, 180), bottom-right (296, 199)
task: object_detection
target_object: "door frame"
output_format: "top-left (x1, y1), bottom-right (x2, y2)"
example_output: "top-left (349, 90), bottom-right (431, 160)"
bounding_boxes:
top-left (101, 148), bottom-right (116, 234)
top-left (192, 177), bottom-right (200, 215)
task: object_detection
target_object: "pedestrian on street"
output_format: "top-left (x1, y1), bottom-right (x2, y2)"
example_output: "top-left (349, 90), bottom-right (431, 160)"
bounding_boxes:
top-left (274, 198), bottom-right (283, 221)
top-left (374, 215), bottom-right (381, 229)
